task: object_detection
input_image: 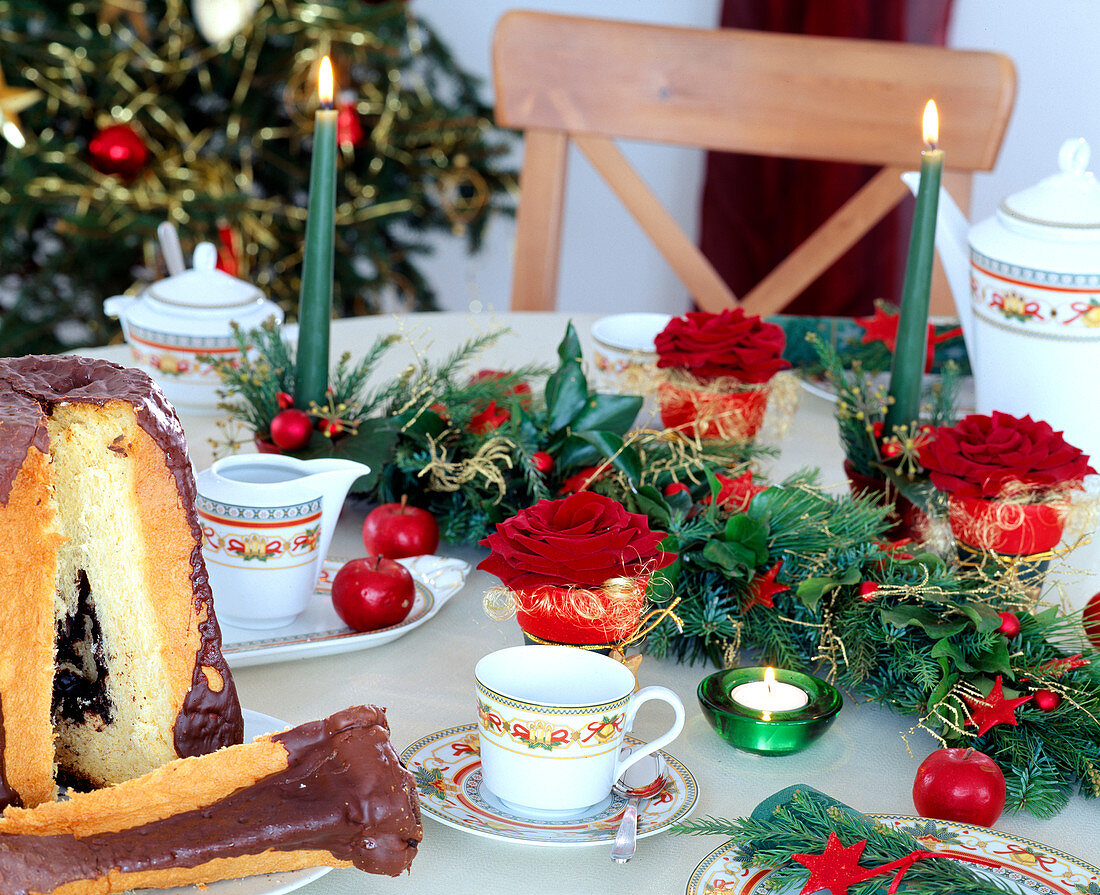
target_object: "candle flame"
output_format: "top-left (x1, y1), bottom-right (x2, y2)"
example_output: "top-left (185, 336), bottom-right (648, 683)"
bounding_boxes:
top-left (764, 666), bottom-right (776, 692)
top-left (762, 711), bottom-right (772, 723)
top-left (922, 99), bottom-right (939, 149)
top-left (318, 56), bottom-right (334, 107)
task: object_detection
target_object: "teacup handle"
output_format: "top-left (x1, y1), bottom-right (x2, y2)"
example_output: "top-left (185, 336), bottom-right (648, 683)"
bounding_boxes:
top-left (612, 685), bottom-right (685, 782)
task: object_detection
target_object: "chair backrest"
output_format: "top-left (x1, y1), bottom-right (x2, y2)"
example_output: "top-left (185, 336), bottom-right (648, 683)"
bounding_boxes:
top-left (493, 10), bottom-right (1016, 315)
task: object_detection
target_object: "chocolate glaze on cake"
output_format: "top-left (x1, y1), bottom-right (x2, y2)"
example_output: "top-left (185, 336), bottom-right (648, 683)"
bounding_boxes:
top-left (0, 355), bottom-right (244, 755)
top-left (0, 706), bottom-right (422, 894)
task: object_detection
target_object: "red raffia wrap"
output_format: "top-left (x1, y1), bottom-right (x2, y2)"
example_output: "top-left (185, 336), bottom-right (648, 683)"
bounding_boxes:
top-left (657, 375), bottom-right (769, 441)
top-left (948, 495), bottom-right (1067, 555)
top-left (487, 575), bottom-right (651, 647)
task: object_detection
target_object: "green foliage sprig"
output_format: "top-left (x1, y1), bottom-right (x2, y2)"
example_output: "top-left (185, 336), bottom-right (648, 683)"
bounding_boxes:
top-left (675, 788), bottom-right (1017, 895)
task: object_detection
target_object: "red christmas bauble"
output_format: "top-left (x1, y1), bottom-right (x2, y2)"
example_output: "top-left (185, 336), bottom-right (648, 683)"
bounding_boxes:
top-left (859, 581), bottom-right (879, 602)
top-left (1084, 592), bottom-right (1100, 650)
top-left (997, 611), bottom-right (1021, 638)
top-left (336, 93), bottom-right (365, 148)
top-left (531, 451), bottom-right (554, 474)
top-left (88, 123), bottom-right (149, 180)
top-left (269, 409), bottom-right (313, 450)
top-left (1033, 689), bottom-right (1061, 712)
top-left (275, 391), bottom-right (294, 410)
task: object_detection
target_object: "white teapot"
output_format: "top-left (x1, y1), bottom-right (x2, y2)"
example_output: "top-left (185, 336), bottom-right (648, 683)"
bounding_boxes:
top-left (103, 242), bottom-right (283, 410)
top-left (905, 138), bottom-right (1100, 461)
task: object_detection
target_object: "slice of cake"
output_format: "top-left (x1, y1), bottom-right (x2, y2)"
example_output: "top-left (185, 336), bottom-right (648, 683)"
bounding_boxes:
top-left (0, 705), bottom-right (422, 894)
top-left (0, 356), bottom-right (244, 808)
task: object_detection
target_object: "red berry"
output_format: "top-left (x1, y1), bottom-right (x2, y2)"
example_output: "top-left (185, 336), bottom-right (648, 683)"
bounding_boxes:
top-left (859, 581), bottom-right (879, 602)
top-left (663, 482), bottom-right (689, 497)
top-left (997, 611), bottom-right (1021, 638)
top-left (269, 409), bottom-right (313, 450)
top-left (1032, 689), bottom-right (1061, 712)
top-left (531, 451), bottom-right (554, 473)
top-left (276, 391), bottom-right (294, 409)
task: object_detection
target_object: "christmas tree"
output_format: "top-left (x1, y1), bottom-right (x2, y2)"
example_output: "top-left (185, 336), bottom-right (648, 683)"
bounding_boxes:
top-left (0, 0), bottom-right (513, 355)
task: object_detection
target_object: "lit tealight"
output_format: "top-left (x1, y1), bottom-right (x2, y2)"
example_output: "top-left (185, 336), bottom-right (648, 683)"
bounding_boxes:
top-left (729, 666), bottom-right (810, 713)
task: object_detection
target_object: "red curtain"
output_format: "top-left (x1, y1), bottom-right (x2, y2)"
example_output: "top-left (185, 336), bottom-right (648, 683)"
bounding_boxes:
top-left (699, 0), bottom-right (954, 317)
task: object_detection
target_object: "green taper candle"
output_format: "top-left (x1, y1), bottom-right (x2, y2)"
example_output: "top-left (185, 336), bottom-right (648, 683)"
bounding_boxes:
top-left (885, 99), bottom-right (943, 434)
top-left (294, 55), bottom-right (338, 410)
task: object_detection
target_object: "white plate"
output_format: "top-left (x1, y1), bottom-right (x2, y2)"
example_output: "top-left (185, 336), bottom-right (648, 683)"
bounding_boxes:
top-left (152, 709), bottom-right (330, 895)
top-left (686, 814), bottom-right (1100, 894)
top-left (219, 555), bottom-right (470, 667)
top-left (401, 723), bottom-right (698, 847)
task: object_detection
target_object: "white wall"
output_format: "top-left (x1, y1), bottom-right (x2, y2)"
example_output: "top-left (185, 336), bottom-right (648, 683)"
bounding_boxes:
top-left (949, 0), bottom-right (1100, 223)
top-left (414, 1), bottom-right (1099, 316)
top-left (412, 0), bottom-right (719, 316)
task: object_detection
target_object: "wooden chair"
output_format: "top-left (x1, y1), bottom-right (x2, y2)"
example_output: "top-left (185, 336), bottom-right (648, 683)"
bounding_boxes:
top-left (493, 11), bottom-right (1016, 315)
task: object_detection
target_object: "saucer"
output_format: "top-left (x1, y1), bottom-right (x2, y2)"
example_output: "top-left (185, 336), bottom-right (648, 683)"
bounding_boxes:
top-left (685, 815), bottom-right (1100, 894)
top-left (400, 723), bottom-right (697, 847)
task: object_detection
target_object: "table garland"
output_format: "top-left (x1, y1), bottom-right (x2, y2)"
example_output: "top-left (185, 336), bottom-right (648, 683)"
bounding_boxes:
top-left (211, 317), bottom-right (1100, 819)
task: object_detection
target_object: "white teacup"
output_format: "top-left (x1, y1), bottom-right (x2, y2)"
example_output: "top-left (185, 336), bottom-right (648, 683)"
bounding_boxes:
top-left (475, 645), bottom-right (685, 815)
top-left (590, 313), bottom-right (672, 426)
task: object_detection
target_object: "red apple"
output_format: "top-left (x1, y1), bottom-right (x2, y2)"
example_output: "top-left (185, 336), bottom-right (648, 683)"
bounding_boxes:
top-left (331, 556), bottom-right (415, 632)
top-left (912, 747), bottom-right (1006, 827)
top-left (362, 496), bottom-right (440, 559)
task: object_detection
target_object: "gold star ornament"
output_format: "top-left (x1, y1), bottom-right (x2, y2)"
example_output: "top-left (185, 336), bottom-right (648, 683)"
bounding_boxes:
top-left (0, 64), bottom-right (42, 149)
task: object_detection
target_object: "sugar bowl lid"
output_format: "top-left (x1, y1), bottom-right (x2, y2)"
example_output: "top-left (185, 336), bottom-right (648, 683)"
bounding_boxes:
top-left (1000, 138), bottom-right (1100, 230)
top-left (147, 242), bottom-right (264, 309)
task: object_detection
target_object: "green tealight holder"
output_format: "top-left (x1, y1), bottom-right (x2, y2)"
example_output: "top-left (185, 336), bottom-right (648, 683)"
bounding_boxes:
top-left (697, 667), bottom-right (842, 755)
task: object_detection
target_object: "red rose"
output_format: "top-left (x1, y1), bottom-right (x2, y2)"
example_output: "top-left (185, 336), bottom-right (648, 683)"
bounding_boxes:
top-left (703, 470), bottom-right (765, 513)
top-left (919, 411), bottom-right (1095, 499)
top-left (655, 308), bottom-right (790, 384)
top-left (477, 491), bottom-right (675, 589)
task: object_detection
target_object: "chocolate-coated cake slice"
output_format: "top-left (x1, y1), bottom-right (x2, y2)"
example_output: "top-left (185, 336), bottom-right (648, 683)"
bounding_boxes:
top-left (0, 705), bottom-right (421, 894)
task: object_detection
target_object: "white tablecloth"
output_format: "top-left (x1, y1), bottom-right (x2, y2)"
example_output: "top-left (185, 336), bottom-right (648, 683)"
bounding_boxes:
top-left (86, 312), bottom-right (1100, 892)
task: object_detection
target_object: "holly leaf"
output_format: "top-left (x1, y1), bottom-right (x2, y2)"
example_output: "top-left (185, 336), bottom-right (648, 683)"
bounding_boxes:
top-left (796, 568), bottom-right (861, 610)
top-left (544, 324), bottom-right (589, 431)
top-left (298, 417), bottom-right (399, 494)
top-left (629, 484), bottom-right (672, 527)
top-left (701, 541), bottom-right (753, 574)
top-left (929, 638), bottom-right (976, 672)
top-left (722, 514), bottom-right (769, 568)
top-left (880, 607), bottom-right (969, 638)
top-left (928, 657), bottom-right (959, 708)
top-left (568, 393), bottom-right (643, 435)
top-left (572, 431), bottom-right (642, 484)
top-left (959, 602), bottom-right (1005, 634)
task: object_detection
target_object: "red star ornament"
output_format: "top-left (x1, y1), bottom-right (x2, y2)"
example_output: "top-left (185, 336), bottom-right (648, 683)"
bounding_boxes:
top-left (855, 306), bottom-right (937, 372)
top-left (792, 833), bottom-right (878, 895)
top-left (744, 561), bottom-right (790, 611)
top-left (964, 675), bottom-right (1033, 736)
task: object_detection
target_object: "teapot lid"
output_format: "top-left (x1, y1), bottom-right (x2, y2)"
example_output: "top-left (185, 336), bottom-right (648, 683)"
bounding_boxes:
top-left (1000, 138), bottom-right (1100, 230)
top-left (147, 242), bottom-right (263, 309)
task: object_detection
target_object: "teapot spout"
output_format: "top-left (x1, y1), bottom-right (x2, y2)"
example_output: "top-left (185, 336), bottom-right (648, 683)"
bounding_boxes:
top-left (901, 171), bottom-right (977, 362)
top-left (300, 459), bottom-right (371, 560)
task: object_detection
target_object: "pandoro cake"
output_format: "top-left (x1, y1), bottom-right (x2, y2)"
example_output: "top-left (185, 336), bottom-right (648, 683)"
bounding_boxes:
top-left (0, 705), bottom-right (422, 894)
top-left (0, 355), bottom-right (243, 809)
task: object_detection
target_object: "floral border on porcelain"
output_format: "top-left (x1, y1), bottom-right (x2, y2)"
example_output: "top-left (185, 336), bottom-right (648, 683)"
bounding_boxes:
top-left (970, 251), bottom-right (1100, 333)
